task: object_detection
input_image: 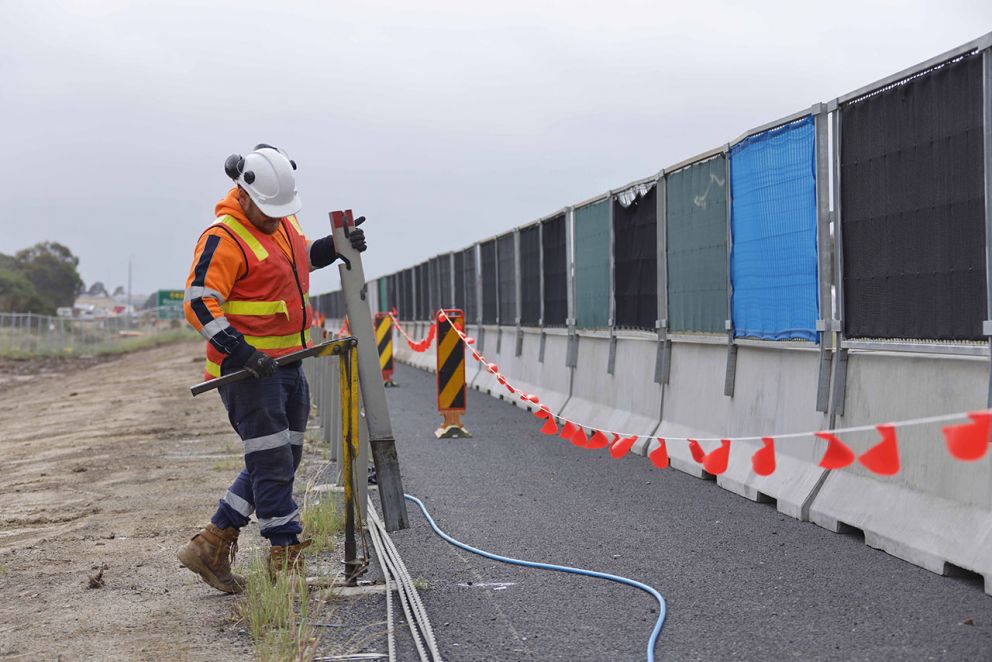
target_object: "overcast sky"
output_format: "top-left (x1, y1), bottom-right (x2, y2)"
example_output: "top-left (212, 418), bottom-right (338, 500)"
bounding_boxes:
top-left (2, 1), bottom-right (990, 298)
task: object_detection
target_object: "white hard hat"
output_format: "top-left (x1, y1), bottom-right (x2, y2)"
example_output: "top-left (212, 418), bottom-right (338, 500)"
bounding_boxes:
top-left (224, 144), bottom-right (302, 218)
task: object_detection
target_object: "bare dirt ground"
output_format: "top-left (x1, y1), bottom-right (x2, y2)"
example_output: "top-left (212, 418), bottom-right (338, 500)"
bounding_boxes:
top-left (0, 340), bottom-right (261, 661)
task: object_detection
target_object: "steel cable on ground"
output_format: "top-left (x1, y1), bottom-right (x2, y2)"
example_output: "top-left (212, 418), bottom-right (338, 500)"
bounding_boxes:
top-left (364, 505), bottom-right (397, 662)
top-left (370, 504), bottom-right (440, 659)
top-left (404, 494), bottom-right (667, 662)
top-left (368, 500), bottom-right (441, 662)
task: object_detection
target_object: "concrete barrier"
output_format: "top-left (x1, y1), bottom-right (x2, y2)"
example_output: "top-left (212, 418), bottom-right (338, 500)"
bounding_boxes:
top-left (808, 350), bottom-right (992, 593)
top-left (557, 331), bottom-right (662, 450)
top-left (470, 325), bottom-right (512, 397)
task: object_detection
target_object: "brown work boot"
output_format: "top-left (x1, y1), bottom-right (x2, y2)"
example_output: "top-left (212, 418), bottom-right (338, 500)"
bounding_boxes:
top-left (177, 523), bottom-right (245, 594)
top-left (267, 539), bottom-right (313, 581)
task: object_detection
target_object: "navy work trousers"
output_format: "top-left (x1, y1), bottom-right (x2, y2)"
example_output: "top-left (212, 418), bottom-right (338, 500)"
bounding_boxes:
top-left (210, 362), bottom-right (310, 547)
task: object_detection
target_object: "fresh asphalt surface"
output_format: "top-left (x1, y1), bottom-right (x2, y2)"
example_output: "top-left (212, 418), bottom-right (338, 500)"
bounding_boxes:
top-left (336, 362), bottom-right (992, 661)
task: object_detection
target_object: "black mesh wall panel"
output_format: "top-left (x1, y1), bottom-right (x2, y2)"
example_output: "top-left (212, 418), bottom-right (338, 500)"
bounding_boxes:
top-left (481, 240), bottom-right (498, 324)
top-left (438, 255), bottom-right (452, 308)
top-left (401, 269), bottom-right (413, 319)
top-left (542, 214), bottom-right (567, 326)
top-left (463, 247), bottom-right (477, 323)
top-left (416, 262), bottom-right (429, 320)
top-left (841, 54), bottom-right (986, 340)
top-left (387, 274), bottom-right (399, 314)
top-left (453, 251), bottom-right (465, 312)
top-left (428, 257), bottom-right (440, 318)
top-left (497, 233), bottom-right (517, 325)
top-left (519, 224), bottom-right (541, 325)
top-left (613, 187), bottom-right (658, 329)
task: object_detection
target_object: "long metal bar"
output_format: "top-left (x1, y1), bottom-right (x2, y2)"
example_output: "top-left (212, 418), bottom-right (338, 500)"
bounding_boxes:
top-left (663, 145), bottom-right (727, 177)
top-left (836, 32), bottom-right (992, 105)
top-left (729, 104), bottom-right (821, 148)
top-left (332, 211), bottom-right (409, 531)
top-left (980, 47), bottom-right (992, 405)
top-left (814, 106), bottom-right (834, 413)
top-left (189, 337), bottom-right (356, 396)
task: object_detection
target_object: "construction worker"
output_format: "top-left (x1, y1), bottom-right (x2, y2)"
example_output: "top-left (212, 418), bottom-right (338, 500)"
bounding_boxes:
top-left (178, 144), bottom-right (367, 594)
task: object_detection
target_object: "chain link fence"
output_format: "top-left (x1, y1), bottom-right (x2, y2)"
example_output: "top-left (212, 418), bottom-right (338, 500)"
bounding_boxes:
top-left (0, 307), bottom-right (196, 358)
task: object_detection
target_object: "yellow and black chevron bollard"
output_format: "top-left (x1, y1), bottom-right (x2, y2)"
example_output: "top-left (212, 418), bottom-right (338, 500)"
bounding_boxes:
top-left (374, 312), bottom-right (397, 387)
top-left (435, 309), bottom-right (470, 438)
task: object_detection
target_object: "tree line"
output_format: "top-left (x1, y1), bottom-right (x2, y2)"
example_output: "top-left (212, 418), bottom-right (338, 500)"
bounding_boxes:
top-left (0, 242), bottom-right (85, 314)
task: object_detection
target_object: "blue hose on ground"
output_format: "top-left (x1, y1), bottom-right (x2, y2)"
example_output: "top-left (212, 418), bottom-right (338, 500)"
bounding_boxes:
top-left (404, 494), bottom-right (667, 662)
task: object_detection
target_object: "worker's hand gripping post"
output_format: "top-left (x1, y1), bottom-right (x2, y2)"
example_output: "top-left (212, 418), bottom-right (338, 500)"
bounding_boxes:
top-left (331, 210), bottom-right (409, 531)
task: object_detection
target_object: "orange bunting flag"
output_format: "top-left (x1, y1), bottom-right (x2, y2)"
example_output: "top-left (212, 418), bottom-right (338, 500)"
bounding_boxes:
top-left (497, 375), bottom-right (506, 385)
top-left (472, 351), bottom-right (484, 362)
top-left (466, 337), bottom-right (476, 345)
top-left (858, 424), bottom-right (900, 475)
top-left (752, 437), bottom-right (776, 476)
top-left (526, 394), bottom-right (540, 404)
top-left (534, 405), bottom-right (552, 419)
top-left (610, 435), bottom-right (638, 459)
top-left (942, 412), bottom-right (992, 461)
top-left (504, 383), bottom-right (516, 395)
top-left (703, 439), bottom-right (731, 475)
top-left (815, 432), bottom-right (855, 470)
top-left (488, 363), bottom-right (499, 374)
top-left (571, 427), bottom-right (589, 448)
top-left (559, 420), bottom-right (578, 441)
top-left (688, 439), bottom-right (705, 464)
top-left (649, 439), bottom-right (669, 469)
top-left (540, 417), bottom-right (559, 435)
top-left (587, 430), bottom-right (611, 449)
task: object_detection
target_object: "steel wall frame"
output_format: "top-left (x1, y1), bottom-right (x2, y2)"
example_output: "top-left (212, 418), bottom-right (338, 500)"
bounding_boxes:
top-left (830, 39), bottom-right (992, 359)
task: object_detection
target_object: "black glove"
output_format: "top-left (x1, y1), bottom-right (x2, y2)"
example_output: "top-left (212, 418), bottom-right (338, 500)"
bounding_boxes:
top-left (242, 350), bottom-right (279, 378)
top-left (229, 339), bottom-right (279, 378)
top-left (348, 216), bottom-right (367, 253)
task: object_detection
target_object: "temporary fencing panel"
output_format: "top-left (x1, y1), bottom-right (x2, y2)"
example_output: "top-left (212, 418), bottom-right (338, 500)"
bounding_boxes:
top-left (438, 254), bottom-right (452, 309)
top-left (428, 257), bottom-right (440, 317)
top-left (415, 263), bottom-right (429, 320)
top-left (519, 224), bottom-right (541, 325)
top-left (840, 54), bottom-right (986, 340)
top-left (462, 247), bottom-right (477, 324)
top-left (730, 116), bottom-right (818, 342)
top-left (613, 186), bottom-right (658, 329)
top-left (497, 232), bottom-right (516, 325)
top-left (542, 213), bottom-right (567, 327)
top-left (453, 250), bottom-right (465, 312)
top-left (387, 274), bottom-right (399, 314)
top-left (377, 278), bottom-right (389, 312)
top-left (574, 200), bottom-right (611, 328)
top-left (666, 154), bottom-right (729, 334)
top-left (401, 269), bottom-right (414, 320)
top-left (481, 240), bottom-right (498, 324)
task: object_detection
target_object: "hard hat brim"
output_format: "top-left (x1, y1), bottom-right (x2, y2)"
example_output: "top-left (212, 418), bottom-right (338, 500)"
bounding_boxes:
top-left (252, 191), bottom-right (303, 219)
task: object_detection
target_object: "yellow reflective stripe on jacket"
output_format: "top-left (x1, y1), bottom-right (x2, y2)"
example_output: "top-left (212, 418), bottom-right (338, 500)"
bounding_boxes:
top-left (221, 300), bottom-right (290, 317)
top-left (220, 215), bottom-right (269, 261)
top-left (244, 329), bottom-right (311, 350)
top-left (205, 359), bottom-right (222, 378)
top-left (286, 215), bottom-right (304, 236)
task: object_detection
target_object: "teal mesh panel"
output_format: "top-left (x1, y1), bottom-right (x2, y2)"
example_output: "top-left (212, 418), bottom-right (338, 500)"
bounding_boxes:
top-left (666, 155), bottom-right (729, 333)
top-left (574, 200), bottom-right (611, 328)
top-left (378, 278), bottom-right (388, 312)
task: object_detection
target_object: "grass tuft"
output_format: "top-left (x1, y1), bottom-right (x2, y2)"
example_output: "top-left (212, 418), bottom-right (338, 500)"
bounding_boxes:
top-left (301, 494), bottom-right (343, 554)
top-left (237, 554), bottom-right (320, 662)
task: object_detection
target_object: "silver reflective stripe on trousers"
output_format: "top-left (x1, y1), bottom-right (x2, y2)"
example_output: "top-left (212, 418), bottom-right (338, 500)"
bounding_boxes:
top-left (244, 429), bottom-right (291, 454)
top-left (289, 430), bottom-right (305, 446)
top-left (258, 508), bottom-right (300, 532)
top-left (184, 286), bottom-right (226, 304)
top-left (200, 316), bottom-right (231, 340)
top-left (223, 490), bottom-right (254, 517)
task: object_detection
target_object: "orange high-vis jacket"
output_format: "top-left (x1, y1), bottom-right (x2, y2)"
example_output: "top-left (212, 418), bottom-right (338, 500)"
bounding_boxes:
top-left (184, 188), bottom-right (314, 380)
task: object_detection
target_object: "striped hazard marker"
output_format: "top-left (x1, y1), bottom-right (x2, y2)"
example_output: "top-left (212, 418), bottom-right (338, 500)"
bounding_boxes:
top-left (435, 308), bottom-right (470, 438)
top-left (374, 312), bottom-right (396, 386)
